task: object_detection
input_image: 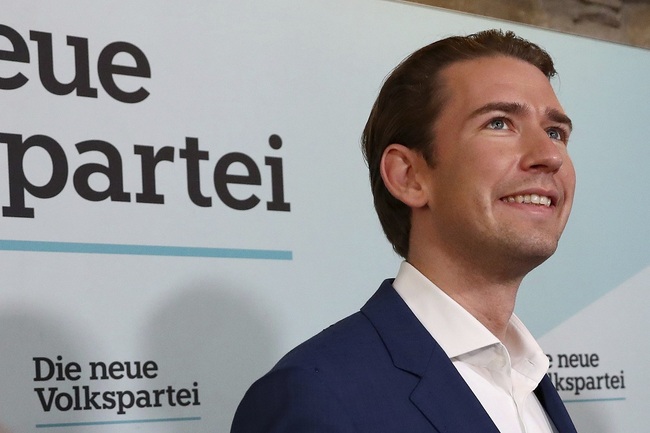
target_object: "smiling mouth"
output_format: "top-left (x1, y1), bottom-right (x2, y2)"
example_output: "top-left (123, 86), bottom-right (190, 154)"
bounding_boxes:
top-left (501, 194), bottom-right (552, 207)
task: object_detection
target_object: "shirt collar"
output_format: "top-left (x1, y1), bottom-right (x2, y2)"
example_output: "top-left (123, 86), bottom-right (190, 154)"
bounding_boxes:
top-left (392, 261), bottom-right (549, 381)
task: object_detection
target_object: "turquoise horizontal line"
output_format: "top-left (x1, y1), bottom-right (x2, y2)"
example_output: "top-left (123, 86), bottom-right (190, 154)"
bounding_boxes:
top-left (563, 397), bottom-right (626, 403)
top-left (36, 416), bottom-right (201, 428)
top-left (0, 239), bottom-right (292, 260)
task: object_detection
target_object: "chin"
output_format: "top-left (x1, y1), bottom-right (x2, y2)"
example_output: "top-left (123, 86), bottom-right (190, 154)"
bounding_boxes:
top-left (516, 243), bottom-right (558, 268)
top-left (498, 234), bottom-right (559, 269)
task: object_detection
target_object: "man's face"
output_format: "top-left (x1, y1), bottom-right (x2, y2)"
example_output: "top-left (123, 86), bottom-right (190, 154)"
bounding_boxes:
top-left (419, 55), bottom-right (576, 272)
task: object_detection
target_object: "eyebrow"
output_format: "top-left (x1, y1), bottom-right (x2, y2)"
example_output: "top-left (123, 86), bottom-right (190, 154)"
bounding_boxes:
top-left (470, 102), bottom-right (573, 132)
top-left (546, 108), bottom-right (573, 132)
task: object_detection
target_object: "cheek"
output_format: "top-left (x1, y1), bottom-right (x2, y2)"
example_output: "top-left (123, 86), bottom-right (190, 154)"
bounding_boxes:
top-left (433, 141), bottom-right (514, 200)
top-left (560, 158), bottom-right (577, 194)
top-left (462, 150), bottom-right (516, 191)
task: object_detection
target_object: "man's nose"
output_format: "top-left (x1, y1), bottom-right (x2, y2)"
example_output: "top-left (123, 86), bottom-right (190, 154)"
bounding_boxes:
top-left (520, 128), bottom-right (565, 173)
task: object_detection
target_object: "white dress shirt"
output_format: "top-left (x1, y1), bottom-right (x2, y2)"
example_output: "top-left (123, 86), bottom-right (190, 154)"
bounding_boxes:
top-left (393, 261), bottom-right (558, 433)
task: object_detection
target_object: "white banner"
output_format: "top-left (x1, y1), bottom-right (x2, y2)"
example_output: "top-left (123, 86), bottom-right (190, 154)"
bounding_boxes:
top-left (0, 1), bottom-right (648, 432)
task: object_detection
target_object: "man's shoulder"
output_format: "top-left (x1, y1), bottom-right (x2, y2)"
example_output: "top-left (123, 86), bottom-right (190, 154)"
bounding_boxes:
top-left (231, 282), bottom-right (443, 432)
top-left (274, 310), bottom-right (381, 372)
top-left (232, 308), bottom-right (401, 433)
top-left (270, 278), bottom-right (415, 374)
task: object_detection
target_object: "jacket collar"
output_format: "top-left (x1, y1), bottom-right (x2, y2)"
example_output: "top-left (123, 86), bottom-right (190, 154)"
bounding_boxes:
top-left (361, 280), bottom-right (577, 433)
top-left (535, 376), bottom-right (578, 433)
top-left (361, 280), bottom-right (500, 433)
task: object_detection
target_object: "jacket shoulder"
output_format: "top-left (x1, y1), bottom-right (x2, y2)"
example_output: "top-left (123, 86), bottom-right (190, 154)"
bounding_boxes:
top-left (274, 311), bottom-right (382, 371)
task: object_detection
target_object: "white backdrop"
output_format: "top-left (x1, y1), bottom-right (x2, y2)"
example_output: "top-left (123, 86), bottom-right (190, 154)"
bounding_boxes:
top-left (1, 1), bottom-right (648, 432)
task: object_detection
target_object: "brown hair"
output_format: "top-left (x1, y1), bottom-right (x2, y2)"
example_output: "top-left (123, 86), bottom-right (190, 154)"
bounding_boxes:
top-left (362, 29), bottom-right (557, 258)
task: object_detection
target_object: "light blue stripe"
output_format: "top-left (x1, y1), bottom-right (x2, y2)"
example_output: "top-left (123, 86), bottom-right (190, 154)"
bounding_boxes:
top-left (36, 416), bottom-right (201, 428)
top-left (563, 397), bottom-right (626, 403)
top-left (0, 239), bottom-right (292, 260)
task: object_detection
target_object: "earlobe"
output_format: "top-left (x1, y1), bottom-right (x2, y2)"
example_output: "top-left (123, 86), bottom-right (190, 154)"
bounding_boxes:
top-left (380, 144), bottom-right (429, 208)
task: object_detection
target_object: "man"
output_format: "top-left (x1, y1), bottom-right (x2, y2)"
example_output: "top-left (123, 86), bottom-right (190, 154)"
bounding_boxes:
top-left (232, 29), bottom-right (578, 433)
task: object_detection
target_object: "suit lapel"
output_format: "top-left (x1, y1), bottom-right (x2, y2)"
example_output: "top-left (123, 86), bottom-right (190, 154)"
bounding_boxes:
top-left (410, 351), bottom-right (501, 433)
top-left (361, 280), bottom-right (500, 433)
top-left (535, 376), bottom-right (578, 433)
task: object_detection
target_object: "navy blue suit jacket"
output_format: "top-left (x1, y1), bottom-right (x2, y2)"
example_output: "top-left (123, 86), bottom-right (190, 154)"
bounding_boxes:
top-left (231, 280), bottom-right (577, 432)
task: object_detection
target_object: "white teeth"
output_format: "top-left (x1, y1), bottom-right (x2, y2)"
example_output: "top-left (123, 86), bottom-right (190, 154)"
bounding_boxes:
top-left (502, 194), bottom-right (552, 207)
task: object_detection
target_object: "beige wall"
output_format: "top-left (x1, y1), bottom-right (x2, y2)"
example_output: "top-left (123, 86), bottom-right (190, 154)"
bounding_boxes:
top-left (410, 0), bottom-right (650, 49)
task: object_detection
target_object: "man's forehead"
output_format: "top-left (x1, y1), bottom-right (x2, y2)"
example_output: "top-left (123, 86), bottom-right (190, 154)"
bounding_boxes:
top-left (440, 55), bottom-right (549, 86)
top-left (438, 56), bottom-right (565, 115)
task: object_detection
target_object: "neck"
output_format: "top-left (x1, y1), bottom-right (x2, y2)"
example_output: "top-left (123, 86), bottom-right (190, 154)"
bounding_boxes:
top-left (408, 253), bottom-right (524, 341)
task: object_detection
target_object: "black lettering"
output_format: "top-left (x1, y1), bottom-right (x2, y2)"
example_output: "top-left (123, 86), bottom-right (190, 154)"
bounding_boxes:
top-left (557, 353), bottom-right (600, 368)
top-left (134, 145), bottom-right (174, 204)
top-left (97, 41), bottom-right (150, 103)
top-left (34, 388), bottom-right (56, 411)
top-left (33, 356), bottom-right (81, 381)
top-left (33, 357), bottom-right (55, 381)
top-left (265, 156), bottom-right (289, 211)
top-left (83, 385), bottom-right (101, 410)
top-left (166, 385), bottom-right (177, 407)
top-left (109, 361), bottom-right (125, 379)
top-left (192, 382), bottom-right (200, 405)
top-left (55, 391), bottom-right (74, 411)
top-left (122, 360), bottom-right (144, 379)
top-left (1, 133), bottom-right (68, 218)
top-left (179, 137), bottom-right (211, 207)
top-left (0, 24), bottom-right (30, 89)
top-left (73, 140), bottom-right (130, 202)
top-left (29, 31), bottom-right (98, 98)
top-left (214, 152), bottom-right (261, 210)
top-left (153, 389), bottom-right (165, 407)
top-left (620, 370), bottom-right (625, 389)
top-left (142, 360), bottom-right (158, 379)
top-left (116, 390), bottom-right (135, 414)
top-left (176, 388), bottom-right (192, 406)
top-left (102, 390), bottom-right (116, 410)
top-left (89, 361), bottom-right (108, 380)
top-left (265, 134), bottom-right (290, 211)
top-left (135, 390), bottom-right (152, 408)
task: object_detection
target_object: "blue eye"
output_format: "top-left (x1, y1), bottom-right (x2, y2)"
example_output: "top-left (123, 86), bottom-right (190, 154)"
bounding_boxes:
top-left (488, 118), bottom-right (508, 130)
top-left (547, 128), bottom-right (562, 140)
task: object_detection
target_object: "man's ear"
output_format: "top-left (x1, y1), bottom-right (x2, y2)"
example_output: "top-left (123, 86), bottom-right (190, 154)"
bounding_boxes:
top-left (380, 143), bottom-right (429, 208)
